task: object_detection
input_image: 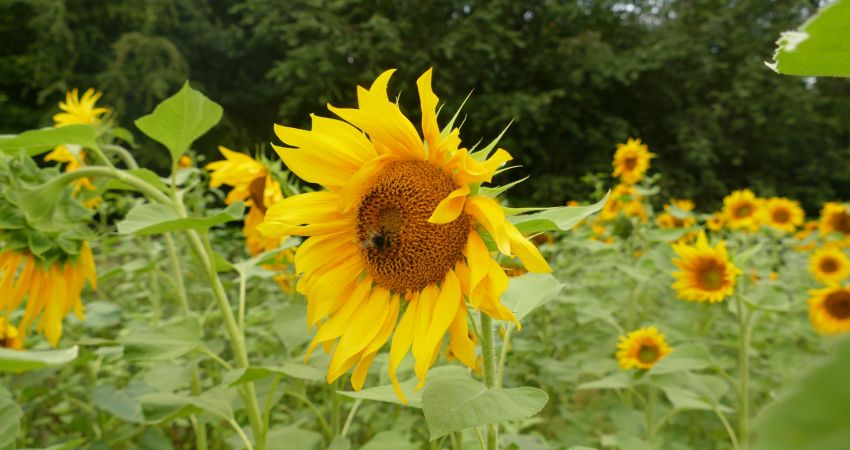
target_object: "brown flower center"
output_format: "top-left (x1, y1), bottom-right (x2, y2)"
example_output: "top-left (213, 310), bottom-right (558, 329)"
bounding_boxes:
top-left (249, 176), bottom-right (268, 213)
top-left (356, 161), bottom-right (470, 293)
top-left (637, 343), bottom-right (659, 364)
top-left (698, 261), bottom-right (725, 291)
top-left (771, 208), bottom-right (791, 224)
top-left (830, 211), bottom-right (850, 235)
top-left (820, 257), bottom-right (839, 274)
top-left (623, 156), bottom-right (638, 171)
top-left (824, 290), bottom-right (850, 320)
top-left (734, 203), bottom-right (753, 219)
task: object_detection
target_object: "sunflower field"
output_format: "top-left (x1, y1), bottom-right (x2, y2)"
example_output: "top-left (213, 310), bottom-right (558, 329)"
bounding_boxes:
top-left (2, 2), bottom-right (850, 450)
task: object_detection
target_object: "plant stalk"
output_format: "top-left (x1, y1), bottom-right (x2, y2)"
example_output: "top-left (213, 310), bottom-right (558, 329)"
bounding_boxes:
top-left (479, 314), bottom-right (499, 450)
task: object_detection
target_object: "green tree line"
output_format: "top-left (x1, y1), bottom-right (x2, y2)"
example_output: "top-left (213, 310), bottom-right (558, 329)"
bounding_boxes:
top-left (2, 0), bottom-right (848, 212)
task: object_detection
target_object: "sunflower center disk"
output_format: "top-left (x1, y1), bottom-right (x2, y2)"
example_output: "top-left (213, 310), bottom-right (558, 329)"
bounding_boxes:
top-left (825, 291), bottom-right (850, 320)
top-left (698, 263), bottom-right (724, 291)
top-left (637, 344), bottom-right (659, 364)
top-left (356, 161), bottom-right (470, 293)
top-left (623, 156), bottom-right (638, 170)
top-left (821, 258), bottom-right (838, 274)
top-left (772, 209), bottom-right (790, 224)
top-left (832, 212), bottom-right (850, 234)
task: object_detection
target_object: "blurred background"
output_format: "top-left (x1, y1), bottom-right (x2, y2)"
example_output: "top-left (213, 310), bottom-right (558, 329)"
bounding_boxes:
top-left (1, 0), bottom-right (848, 211)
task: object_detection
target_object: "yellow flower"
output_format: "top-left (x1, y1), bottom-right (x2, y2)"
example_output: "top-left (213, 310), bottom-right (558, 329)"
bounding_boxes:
top-left (612, 138), bottom-right (654, 185)
top-left (809, 246), bottom-right (850, 285)
top-left (616, 326), bottom-right (671, 370)
top-left (258, 69), bottom-right (551, 401)
top-left (206, 146), bottom-right (268, 205)
top-left (722, 189), bottom-right (761, 231)
top-left (760, 197), bottom-right (804, 233)
top-left (178, 155), bottom-right (194, 169)
top-left (808, 285), bottom-right (850, 335)
top-left (672, 232), bottom-right (741, 303)
top-left (819, 202), bottom-right (850, 239)
top-left (706, 213), bottom-right (725, 231)
top-left (601, 183), bottom-right (645, 221)
top-left (44, 146), bottom-right (96, 194)
top-left (0, 243), bottom-right (97, 346)
top-left (242, 175), bottom-right (286, 256)
top-left (0, 317), bottom-right (23, 350)
top-left (52, 88), bottom-right (109, 126)
top-left (657, 199), bottom-right (696, 229)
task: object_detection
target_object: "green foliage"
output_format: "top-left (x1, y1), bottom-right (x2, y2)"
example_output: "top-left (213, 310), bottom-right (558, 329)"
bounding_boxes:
top-left (0, 125), bottom-right (98, 156)
top-left (771, 0), bottom-right (850, 77)
top-left (0, 346), bottom-right (78, 372)
top-left (116, 201), bottom-right (244, 235)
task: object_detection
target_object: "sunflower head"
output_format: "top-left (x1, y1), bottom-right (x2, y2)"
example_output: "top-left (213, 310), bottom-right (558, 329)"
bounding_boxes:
top-left (53, 88), bottom-right (110, 127)
top-left (601, 183), bottom-right (645, 221)
top-left (722, 189), bottom-right (761, 231)
top-left (761, 197), bottom-right (804, 233)
top-left (658, 199), bottom-right (696, 228)
top-left (178, 155), bottom-right (194, 169)
top-left (612, 138), bottom-right (654, 185)
top-left (706, 213), bottom-right (725, 231)
top-left (808, 286), bottom-right (850, 335)
top-left (819, 202), bottom-right (850, 238)
top-left (672, 231), bottom-right (741, 303)
top-left (617, 326), bottom-right (672, 370)
top-left (809, 246), bottom-right (850, 285)
top-left (206, 146), bottom-right (269, 205)
top-left (258, 69), bottom-right (551, 401)
top-left (0, 317), bottom-right (23, 350)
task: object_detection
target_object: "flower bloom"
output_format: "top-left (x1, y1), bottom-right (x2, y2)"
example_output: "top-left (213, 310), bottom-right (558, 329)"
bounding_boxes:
top-left (617, 326), bottom-right (671, 370)
top-left (612, 138), bottom-right (654, 185)
top-left (808, 285), bottom-right (850, 335)
top-left (671, 231), bottom-right (740, 303)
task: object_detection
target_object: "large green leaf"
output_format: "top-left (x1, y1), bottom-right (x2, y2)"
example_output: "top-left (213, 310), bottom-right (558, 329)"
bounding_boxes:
top-left (138, 387), bottom-right (235, 424)
top-left (501, 273), bottom-right (563, 321)
top-left (92, 384), bottom-right (145, 423)
top-left (116, 201), bottom-right (244, 236)
top-left (649, 344), bottom-right (712, 375)
top-left (510, 192), bottom-right (609, 234)
top-left (134, 82), bottom-right (223, 162)
top-left (337, 366), bottom-right (469, 408)
top-left (0, 346), bottom-right (78, 372)
top-left (0, 386), bottom-right (22, 450)
top-left (751, 337), bottom-right (850, 450)
top-left (770, 0), bottom-right (850, 77)
top-left (421, 371), bottom-right (548, 440)
top-left (267, 426), bottom-right (323, 450)
top-left (118, 318), bottom-right (201, 361)
top-left (0, 125), bottom-right (98, 156)
top-left (223, 363), bottom-right (325, 387)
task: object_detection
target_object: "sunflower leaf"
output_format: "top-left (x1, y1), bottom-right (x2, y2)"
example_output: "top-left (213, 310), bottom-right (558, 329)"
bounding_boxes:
top-left (502, 273), bottom-right (563, 321)
top-left (0, 346), bottom-right (79, 372)
top-left (118, 318), bottom-right (201, 361)
top-left (510, 192), bottom-right (609, 234)
top-left (0, 125), bottom-right (99, 156)
top-left (116, 201), bottom-right (244, 236)
top-left (769, 0), bottom-right (850, 77)
top-left (0, 386), bottom-right (22, 449)
top-left (134, 82), bottom-right (223, 163)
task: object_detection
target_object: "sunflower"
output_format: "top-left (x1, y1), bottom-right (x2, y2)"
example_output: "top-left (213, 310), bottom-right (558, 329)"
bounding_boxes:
top-left (0, 317), bottom-right (23, 350)
top-left (657, 199), bottom-right (696, 229)
top-left (671, 231), bottom-right (741, 303)
top-left (706, 213), bottom-right (725, 231)
top-left (808, 286), bottom-right (850, 335)
top-left (616, 326), bottom-right (671, 370)
top-left (819, 202), bottom-right (850, 239)
top-left (722, 189), bottom-right (761, 231)
top-left (178, 155), bottom-right (194, 169)
top-left (0, 243), bottom-right (96, 346)
top-left (206, 146), bottom-right (269, 205)
top-left (760, 197), bottom-right (804, 233)
top-left (258, 69), bottom-right (551, 401)
top-left (612, 138), bottom-right (654, 185)
top-left (601, 183), bottom-right (645, 221)
top-left (809, 246), bottom-right (850, 285)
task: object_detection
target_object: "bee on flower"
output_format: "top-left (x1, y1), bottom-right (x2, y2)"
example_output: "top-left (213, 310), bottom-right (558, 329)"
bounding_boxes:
top-left (617, 326), bottom-right (672, 370)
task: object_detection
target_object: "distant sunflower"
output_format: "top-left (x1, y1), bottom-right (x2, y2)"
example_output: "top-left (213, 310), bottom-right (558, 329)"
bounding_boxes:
top-left (178, 155), bottom-right (194, 169)
top-left (0, 317), bottom-right (23, 350)
top-left (601, 183), bottom-right (645, 222)
top-left (722, 189), bottom-right (761, 231)
top-left (809, 246), bottom-right (850, 285)
top-left (808, 286), bottom-right (850, 335)
top-left (706, 213), bottom-right (725, 231)
top-left (612, 138), bottom-right (654, 185)
top-left (760, 197), bottom-right (804, 233)
top-left (672, 231), bottom-right (740, 303)
top-left (0, 243), bottom-right (96, 346)
top-left (657, 199), bottom-right (696, 229)
top-left (819, 202), bottom-right (850, 239)
top-left (206, 146), bottom-right (269, 205)
top-left (616, 326), bottom-right (671, 370)
top-left (258, 69), bottom-right (551, 401)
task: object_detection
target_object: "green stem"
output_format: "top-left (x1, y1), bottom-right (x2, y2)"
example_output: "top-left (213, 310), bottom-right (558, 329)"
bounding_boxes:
top-left (263, 375), bottom-right (282, 437)
top-left (715, 406), bottom-right (740, 450)
top-left (331, 380), bottom-right (341, 435)
top-left (284, 391), bottom-right (333, 441)
top-left (340, 399), bottom-right (362, 438)
top-left (495, 324), bottom-right (512, 388)
top-left (479, 314), bottom-right (498, 450)
top-left (646, 384), bottom-right (656, 439)
top-left (102, 144), bottom-right (139, 170)
top-left (734, 293), bottom-right (750, 448)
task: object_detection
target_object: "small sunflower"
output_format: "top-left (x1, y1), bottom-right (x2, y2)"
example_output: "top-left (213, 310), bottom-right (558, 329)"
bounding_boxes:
top-left (258, 69), bottom-right (551, 401)
top-left (809, 246), bottom-right (850, 285)
top-left (0, 243), bottom-right (97, 346)
top-left (819, 202), bottom-right (850, 239)
top-left (178, 155), bottom-right (194, 169)
top-left (706, 213), bottom-right (725, 231)
top-left (612, 138), bottom-right (654, 185)
top-left (616, 326), bottom-right (672, 370)
top-left (601, 183), bottom-right (645, 221)
top-left (0, 317), bottom-right (23, 350)
top-left (808, 286), bottom-right (850, 335)
top-left (760, 197), bottom-right (804, 233)
top-left (657, 199), bottom-right (696, 229)
top-left (722, 189), bottom-right (761, 231)
top-left (672, 231), bottom-right (741, 303)
top-left (206, 146), bottom-right (270, 205)
top-left (52, 88), bottom-right (110, 126)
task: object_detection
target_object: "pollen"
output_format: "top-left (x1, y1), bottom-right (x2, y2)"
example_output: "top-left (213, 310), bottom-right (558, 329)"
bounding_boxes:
top-left (356, 160), bottom-right (470, 293)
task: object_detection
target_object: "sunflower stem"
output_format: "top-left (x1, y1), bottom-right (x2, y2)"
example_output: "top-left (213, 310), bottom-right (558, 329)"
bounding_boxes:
top-left (734, 292), bottom-right (750, 448)
top-left (479, 314), bottom-right (499, 450)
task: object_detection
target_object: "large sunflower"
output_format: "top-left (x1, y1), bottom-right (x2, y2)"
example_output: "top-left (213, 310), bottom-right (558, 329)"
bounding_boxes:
top-left (809, 246), bottom-right (850, 285)
top-left (258, 69), bottom-right (551, 401)
top-left (616, 326), bottom-right (671, 370)
top-left (612, 138), bottom-right (654, 185)
top-left (760, 197), bottom-right (804, 233)
top-left (808, 286), bottom-right (850, 335)
top-left (671, 231), bottom-right (740, 303)
top-left (722, 189), bottom-right (761, 231)
top-left (819, 202), bottom-right (850, 239)
top-left (0, 243), bottom-right (96, 346)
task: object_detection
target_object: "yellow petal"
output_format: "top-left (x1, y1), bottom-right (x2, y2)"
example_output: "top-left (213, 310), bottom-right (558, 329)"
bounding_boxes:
top-left (294, 232), bottom-right (358, 275)
top-left (415, 271), bottom-right (461, 389)
top-left (389, 297), bottom-right (418, 404)
top-left (465, 231), bottom-right (490, 293)
top-left (416, 68), bottom-right (442, 160)
top-left (304, 276), bottom-right (372, 360)
top-left (305, 256), bottom-right (364, 326)
top-left (503, 222), bottom-right (552, 273)
top-left (327, 287), bottom-right (391, 381)
top-left (337, 154), bottom-right (399, 214)
top-left (428, 184), bottom-right (470, 224)
top-left (259, 191), bottom-right (353, 237)
top-left (449, 301), bottom-right (476, 368)
top-left (465, 196), bottom-right (510, 255)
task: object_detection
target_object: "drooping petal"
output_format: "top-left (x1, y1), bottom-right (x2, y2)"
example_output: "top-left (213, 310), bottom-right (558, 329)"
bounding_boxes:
top-left (465, 196), bottom-right (510, 255)
top-left (389, 297), bottom-right (418, 403)
top-left (259, 191), bottom-right (353, 237)
top-left (503, 222), bottom-right (552, 273)
top-left (448, 300), bottom-right (476, 368)
top-left (428, 184), bottom-right (470, 224)
top-left (327, 287), bottom-right (391, 382)
top-left (305, 277), bottom-right (373, 359)
top-left (415, 271), bottom-right (461, 388)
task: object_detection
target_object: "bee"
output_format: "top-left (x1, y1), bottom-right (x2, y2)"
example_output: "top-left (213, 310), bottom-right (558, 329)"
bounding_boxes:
top-left (360, 230), bottom-right (390, 251)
